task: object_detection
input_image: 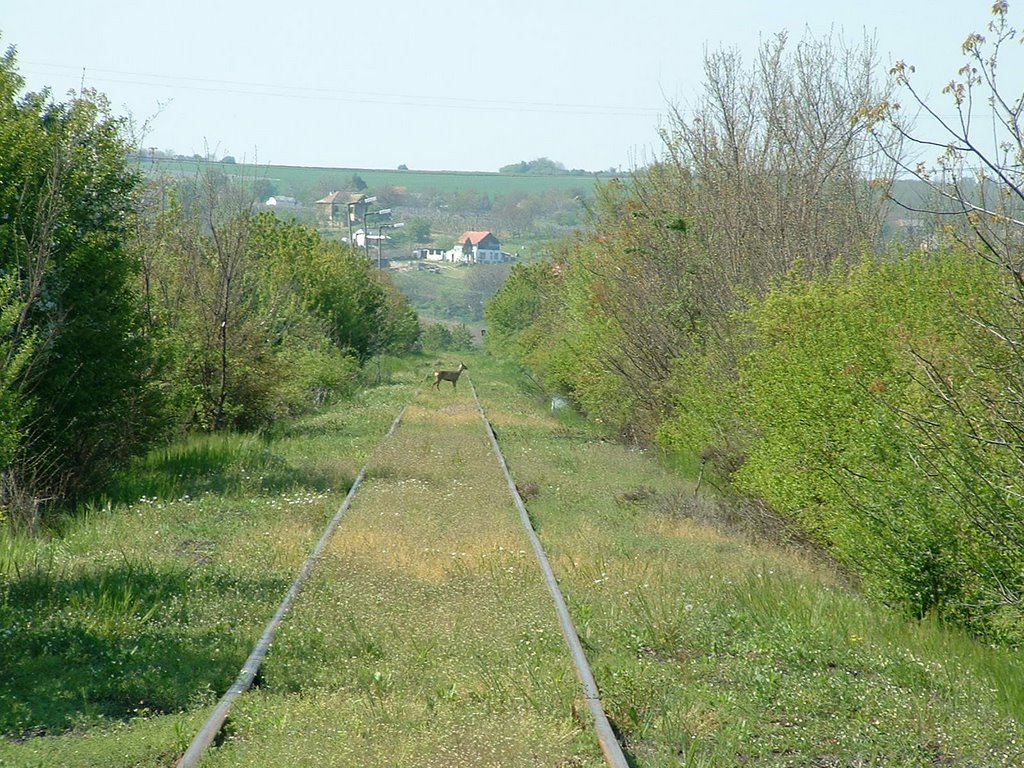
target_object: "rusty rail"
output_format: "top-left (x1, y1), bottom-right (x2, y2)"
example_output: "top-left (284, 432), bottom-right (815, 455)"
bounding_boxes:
top-left (175, 406), bottom-right (406, 768)
top-left (469, 378), bottom-right (630, 768)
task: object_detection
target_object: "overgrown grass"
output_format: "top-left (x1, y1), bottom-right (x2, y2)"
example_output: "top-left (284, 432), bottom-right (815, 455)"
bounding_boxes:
top-left (198, 383), bottom-right (605, 767)
top-left (0, 378), bottom-right (419, 766)
top-left (3, 353), bottom-right (1022, 766)
top-left (472, 354), bottom-right (1024, 767)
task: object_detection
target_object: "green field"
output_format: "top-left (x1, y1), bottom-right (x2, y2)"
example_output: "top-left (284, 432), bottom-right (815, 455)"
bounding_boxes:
top-left (138, 157), bottom-right (616, 203)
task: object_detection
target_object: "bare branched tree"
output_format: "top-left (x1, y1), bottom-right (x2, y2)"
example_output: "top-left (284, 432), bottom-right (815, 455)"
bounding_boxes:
top-left (662, 30), bottom-right (898, 308)
top-left (562, 30), bottom-right (898, 442)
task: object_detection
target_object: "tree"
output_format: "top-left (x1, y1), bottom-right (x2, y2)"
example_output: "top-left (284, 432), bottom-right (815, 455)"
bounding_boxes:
top-left (405, 218), bottom-right (432, 244)
top-left (0, 276), bottom-right (33, 504)
top-left (486, 29), bottom-right (896, 445)
top-left (498, 157), bottom-right (568, 175)
top-left (859, 1), bottom-right (1024, 639)
top-left (0, 44), bottom-right (162, 521)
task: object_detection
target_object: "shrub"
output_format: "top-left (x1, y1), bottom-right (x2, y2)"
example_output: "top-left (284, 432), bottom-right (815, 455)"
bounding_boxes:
top-left (718, 251), bottom-right (1022, 639)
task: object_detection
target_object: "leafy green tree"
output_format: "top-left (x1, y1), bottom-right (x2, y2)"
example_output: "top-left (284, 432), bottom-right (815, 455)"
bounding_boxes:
top-left (498, 157), bottom-right (567, 175)
top-left (421, 323), bottom-right (453, 351)
top-left (138, 200), bottom-right (421, 431)
top-left (449, 323), bottom-right (475, 351)
top-left (728, 253), bottom-right (1019, 640)
top-left (0, 276), bottom-right (33, 497)
top-left (0, 44), bottom-right (162, 519)
top-left (405, 218), bottom-right (432, 244)
top-left (854, 2), bottom-right (1024, 640)
top-left (484, 262), bottom-right (551, 348)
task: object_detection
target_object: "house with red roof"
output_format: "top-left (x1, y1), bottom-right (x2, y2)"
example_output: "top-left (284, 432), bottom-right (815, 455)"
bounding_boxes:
top-left (449, 231), bottom-right (512, 264)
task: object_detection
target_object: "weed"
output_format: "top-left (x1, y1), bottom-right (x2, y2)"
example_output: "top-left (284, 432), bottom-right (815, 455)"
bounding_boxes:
top-left (3, 353), bottom-right (1022, 767)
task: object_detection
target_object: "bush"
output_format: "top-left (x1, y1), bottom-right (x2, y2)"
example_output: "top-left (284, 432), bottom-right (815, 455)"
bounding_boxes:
top-left (421, 323), bottom-right (453, 351)
top-left (695, 251), bottom-right (1023, 640)
top-left (0, 51), bottom-right (164, 515)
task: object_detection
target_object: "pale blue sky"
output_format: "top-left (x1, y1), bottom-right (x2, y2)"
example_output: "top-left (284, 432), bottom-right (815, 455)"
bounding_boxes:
top-left (2, 0), bottom-right (999, 172)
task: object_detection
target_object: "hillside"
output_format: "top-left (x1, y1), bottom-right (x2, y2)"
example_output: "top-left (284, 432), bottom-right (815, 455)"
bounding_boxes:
top-left (137, 157), bottom-right (615, 203)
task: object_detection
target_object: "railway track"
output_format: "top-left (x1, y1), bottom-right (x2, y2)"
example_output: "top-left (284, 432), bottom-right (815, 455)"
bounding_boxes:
top-left (176, 377), bottom-right (628, 767)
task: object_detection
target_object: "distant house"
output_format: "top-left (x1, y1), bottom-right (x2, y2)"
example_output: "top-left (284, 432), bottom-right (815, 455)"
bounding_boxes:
top-left (449, 231), bottom-right (512, 264)
top-left (352, 229), bottom-right (391, 248)
top-left (316, 191), bottom-right (368, 224)
top-left (315, 191), bottom-right (346, 223)
top-left (412, 248), bottom-right (447, 261)
top-left (265, 195), bottom-right (299, 208)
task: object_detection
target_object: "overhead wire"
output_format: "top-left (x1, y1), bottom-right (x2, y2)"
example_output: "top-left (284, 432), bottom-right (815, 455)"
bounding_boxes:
top-left (20, 61), bottom-right (664, 118)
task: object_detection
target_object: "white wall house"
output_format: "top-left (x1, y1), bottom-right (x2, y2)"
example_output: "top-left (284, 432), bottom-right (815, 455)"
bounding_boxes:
top-left (352, 229), bottom-right (390, 248)
top-left (412, 248), bottom-right (448, 261)
top-left (448, 231), bottom-right (512, 264)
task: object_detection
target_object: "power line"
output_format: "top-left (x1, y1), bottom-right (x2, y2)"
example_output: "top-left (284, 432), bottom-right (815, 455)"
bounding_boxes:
top-left (21, 61), bottom-right (664, 118)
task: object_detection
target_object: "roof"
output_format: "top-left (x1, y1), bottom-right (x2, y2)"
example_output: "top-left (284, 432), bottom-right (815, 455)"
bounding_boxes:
top-left (318, 192), bottom-right (368, 205)
top-left (459, 230), bottom-right (498, 246)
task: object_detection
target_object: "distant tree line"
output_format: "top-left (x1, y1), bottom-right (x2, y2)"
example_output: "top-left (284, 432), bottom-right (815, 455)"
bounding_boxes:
top-left (0, 44), bottom-right (419, 528)
top-left (498, 157), bottom-right (594, 176)
top-left (486, 11), bottom-right (1024, 645)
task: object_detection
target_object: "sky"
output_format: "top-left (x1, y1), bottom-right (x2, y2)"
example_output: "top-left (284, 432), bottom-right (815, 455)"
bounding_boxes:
top-left (2, 0), bottom-right (1000, 173)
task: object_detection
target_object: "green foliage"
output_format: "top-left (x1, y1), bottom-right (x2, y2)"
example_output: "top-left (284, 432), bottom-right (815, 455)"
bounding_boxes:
top-left (485, 180), bottom-right (693, 441)
top-left (475, 359), bottom-right (1024, 766)
top-left (421, 323), bottom-right (453, 351)
top-left (449, 322), bottom-right (475, 350)
top-left (489, 202), bottom-right (1024, 642)
top-left (404, 217), bottom-right (431, 244)
top-left (479, 46), bottom-right (1022, 640)
top-left (1, 356), bottom-right (1022, 765)
top-left (0, 46), bottom-right (163, 514)
top-left (484, 262), bottom-right (551, 351)
top-left (0, 397), bottom-right (374, 742)
top-left (499, 157), bottom-right (568, 174)
top-left (0, 276), bottom-right (33, 484)
top-left (139, 203), bottom-right (419, 433)
top-left (420, 322), bottom-right (473, 352)
top-left (672, 251), bottom-right (1024, 640)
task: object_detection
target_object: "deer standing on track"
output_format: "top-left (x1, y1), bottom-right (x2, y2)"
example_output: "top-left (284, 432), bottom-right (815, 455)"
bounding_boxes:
top-left (433, 362), bottom-right (467, 390)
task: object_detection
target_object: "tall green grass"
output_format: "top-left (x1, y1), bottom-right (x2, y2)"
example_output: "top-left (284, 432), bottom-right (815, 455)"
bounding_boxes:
top-left (103, 432), bottom-right (310, 504)
top-left (4, 354), bottom-right (1022, 766)
top-left (0, 380), bottom-right (416, 765)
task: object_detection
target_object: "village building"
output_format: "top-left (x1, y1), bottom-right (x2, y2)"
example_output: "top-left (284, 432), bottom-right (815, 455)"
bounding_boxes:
top-left (446, 231), bottom-right (514, 264)
top-left (316, 191), bottom-right (369, 225)
top-left (412, 248), bottom-right (448, 261)
top-left (352, 229), bottom-right (391, 248)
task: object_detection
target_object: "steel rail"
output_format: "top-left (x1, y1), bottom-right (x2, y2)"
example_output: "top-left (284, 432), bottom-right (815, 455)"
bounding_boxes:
top-left (175, 406), bottom-right (407, 768)
top-left (469, 378), bottom-right (630, 768)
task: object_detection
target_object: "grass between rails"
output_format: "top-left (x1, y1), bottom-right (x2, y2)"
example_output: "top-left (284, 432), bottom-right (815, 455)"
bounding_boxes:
top-left (1, 352), bottom-right (1022, 766)
top-left (201, 386), bottom-right (606, 767)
